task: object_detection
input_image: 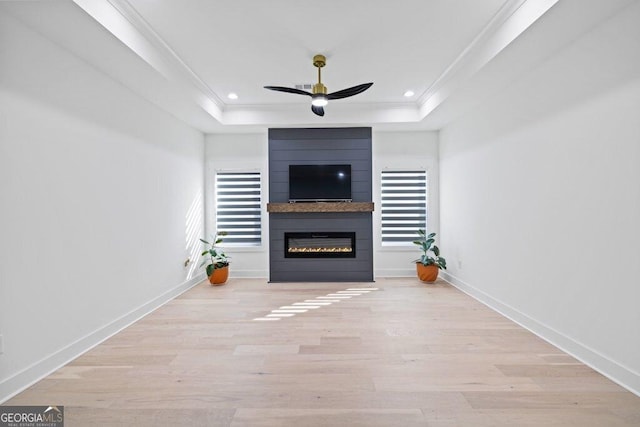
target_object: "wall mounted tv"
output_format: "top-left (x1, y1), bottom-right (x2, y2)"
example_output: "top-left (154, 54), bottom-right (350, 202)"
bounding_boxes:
top-left (289, 164), bottom-right (352, 202)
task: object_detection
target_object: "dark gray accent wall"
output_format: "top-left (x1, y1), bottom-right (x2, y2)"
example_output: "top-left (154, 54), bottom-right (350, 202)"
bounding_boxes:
top-left (268, 128), bottom-right (373, 282)
top-left (269, 127), bottom-right (372, 203)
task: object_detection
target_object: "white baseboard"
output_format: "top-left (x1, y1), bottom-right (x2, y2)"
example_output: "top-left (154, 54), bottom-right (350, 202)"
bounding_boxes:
top-left (0, 273), bottom-right (206, 404)
top-left (229, 269), bottom-right (269, 278)
top-left (441, 271), bottom-right (640, 397)
top-left (375, 268), bottom-right (414, 277)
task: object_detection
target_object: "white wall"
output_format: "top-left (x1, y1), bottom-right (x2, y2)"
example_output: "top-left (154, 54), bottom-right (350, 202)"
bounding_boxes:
top-left (0, 10), bottom-right (205, 401)
top-left (205, 133), bottom-right (269, 278)
top-left (373, 131), bottom-right (439, 277)
top-left (439, 2), bottom-right (640, 394)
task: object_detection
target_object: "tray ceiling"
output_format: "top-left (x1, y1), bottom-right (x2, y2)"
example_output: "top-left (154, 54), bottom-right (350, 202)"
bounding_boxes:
top-left (4, 0), bottom-right (630, 132)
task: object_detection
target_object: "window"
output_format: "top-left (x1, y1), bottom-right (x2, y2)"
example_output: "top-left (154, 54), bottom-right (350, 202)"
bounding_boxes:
top-left (215, 172), bottom-right (262, 246)
top-left (380, 170), bottom-right (427, 246)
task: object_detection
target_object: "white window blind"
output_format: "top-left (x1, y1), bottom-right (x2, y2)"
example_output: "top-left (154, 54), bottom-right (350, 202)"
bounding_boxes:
top-left (215, 172), bottom-right (262, 246)
top-left (381, 170), bottom-right (427, 245)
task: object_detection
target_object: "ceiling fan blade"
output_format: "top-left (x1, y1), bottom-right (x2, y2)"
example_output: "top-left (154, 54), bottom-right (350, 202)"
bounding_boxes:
top-left (264, 86), bottom-right (312, 96)
top-left (327, 82), bottom-right (373, 100)
top-left (311, 105), bottom-right (325, 117)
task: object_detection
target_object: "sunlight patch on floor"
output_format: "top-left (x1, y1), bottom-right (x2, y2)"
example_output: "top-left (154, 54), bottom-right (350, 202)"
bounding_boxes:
top-left (253, 287), bottom-right (378, 321)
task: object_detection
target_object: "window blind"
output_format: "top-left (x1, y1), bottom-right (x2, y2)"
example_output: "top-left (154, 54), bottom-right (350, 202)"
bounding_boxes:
top-left (215, 172), bottom-right (262, 246)
top-left (381, 170), bottom-right (427, 245)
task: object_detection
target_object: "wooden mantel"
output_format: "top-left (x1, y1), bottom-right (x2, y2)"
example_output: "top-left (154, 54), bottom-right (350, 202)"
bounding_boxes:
top-left (267, 202), bottom-right (374, 213)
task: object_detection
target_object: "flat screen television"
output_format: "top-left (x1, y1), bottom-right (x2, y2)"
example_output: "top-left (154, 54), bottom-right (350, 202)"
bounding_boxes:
top-left (289, 164), bottom-right (352, 202)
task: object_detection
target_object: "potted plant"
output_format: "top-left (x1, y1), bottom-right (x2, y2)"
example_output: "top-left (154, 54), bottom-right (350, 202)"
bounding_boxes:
top-left (413, 229), bottom-right (446, 283)
top-left (200, 231), bottom-right (230, 285)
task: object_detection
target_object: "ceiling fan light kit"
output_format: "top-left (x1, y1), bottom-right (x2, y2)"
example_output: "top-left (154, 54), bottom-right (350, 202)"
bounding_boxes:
top-left (264, 54), bottom-right (373, 117)
top-left (311, 94), bottom-right (328, 107)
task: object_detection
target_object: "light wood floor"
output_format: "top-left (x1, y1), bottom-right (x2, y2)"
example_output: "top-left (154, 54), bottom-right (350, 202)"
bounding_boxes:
top-left (6, 278), bottom-right (640, 426)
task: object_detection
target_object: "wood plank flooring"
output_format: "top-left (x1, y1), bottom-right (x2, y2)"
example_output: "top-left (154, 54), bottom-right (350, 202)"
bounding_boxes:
top-left (6, 278), bottom-right (640, 426)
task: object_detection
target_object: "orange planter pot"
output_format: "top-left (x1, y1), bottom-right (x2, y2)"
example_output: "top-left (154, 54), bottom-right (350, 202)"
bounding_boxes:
top-left (416, 263), bottom-right (439, 283)
top-left (208, 266), bottom-right (229, 285)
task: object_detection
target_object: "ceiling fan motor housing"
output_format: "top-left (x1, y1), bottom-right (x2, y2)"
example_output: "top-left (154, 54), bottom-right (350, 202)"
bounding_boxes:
top-left (313, 83), bottom-right (327, 95)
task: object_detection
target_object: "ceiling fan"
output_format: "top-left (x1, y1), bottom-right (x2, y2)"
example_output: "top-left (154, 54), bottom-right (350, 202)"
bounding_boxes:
top-left (264, 54), bottom-right (373, 117)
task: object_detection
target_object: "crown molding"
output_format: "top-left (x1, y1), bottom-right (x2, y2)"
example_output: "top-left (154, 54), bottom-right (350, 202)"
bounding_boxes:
top-left (221, 102), bottom-right (421, 127)
top-left (417, 0), bottom-right (560, 119)
top-left (73, 0), bottom-right (224, 121)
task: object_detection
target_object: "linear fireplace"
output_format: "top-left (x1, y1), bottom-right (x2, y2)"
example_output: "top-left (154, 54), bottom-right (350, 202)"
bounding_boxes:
top-left (285, 232), bottom-right (356, 258)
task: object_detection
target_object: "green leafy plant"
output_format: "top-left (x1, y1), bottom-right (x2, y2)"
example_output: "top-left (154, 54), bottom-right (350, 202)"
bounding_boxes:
top-left (199, 231), bottom-right (229, 276)
top-left (413, 229), bottom-right (447, 270)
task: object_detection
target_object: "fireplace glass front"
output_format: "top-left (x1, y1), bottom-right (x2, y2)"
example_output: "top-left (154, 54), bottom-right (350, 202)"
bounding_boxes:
top-left (284, 232), bottom-right (356, 258)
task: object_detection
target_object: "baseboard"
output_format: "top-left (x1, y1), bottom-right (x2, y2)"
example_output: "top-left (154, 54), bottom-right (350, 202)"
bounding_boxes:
top-left (441, 271), bottom-right (640, 397)
top-left (0, 273), bottom-right (206, 404)
top-left (229, 269), bottom-right (269, 278)
top-left (375, 268), bottom-right (414, 277)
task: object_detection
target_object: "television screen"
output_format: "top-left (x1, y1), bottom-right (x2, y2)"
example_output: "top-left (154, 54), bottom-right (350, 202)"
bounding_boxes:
top-left (289, 164), bottom-right (352, 202)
